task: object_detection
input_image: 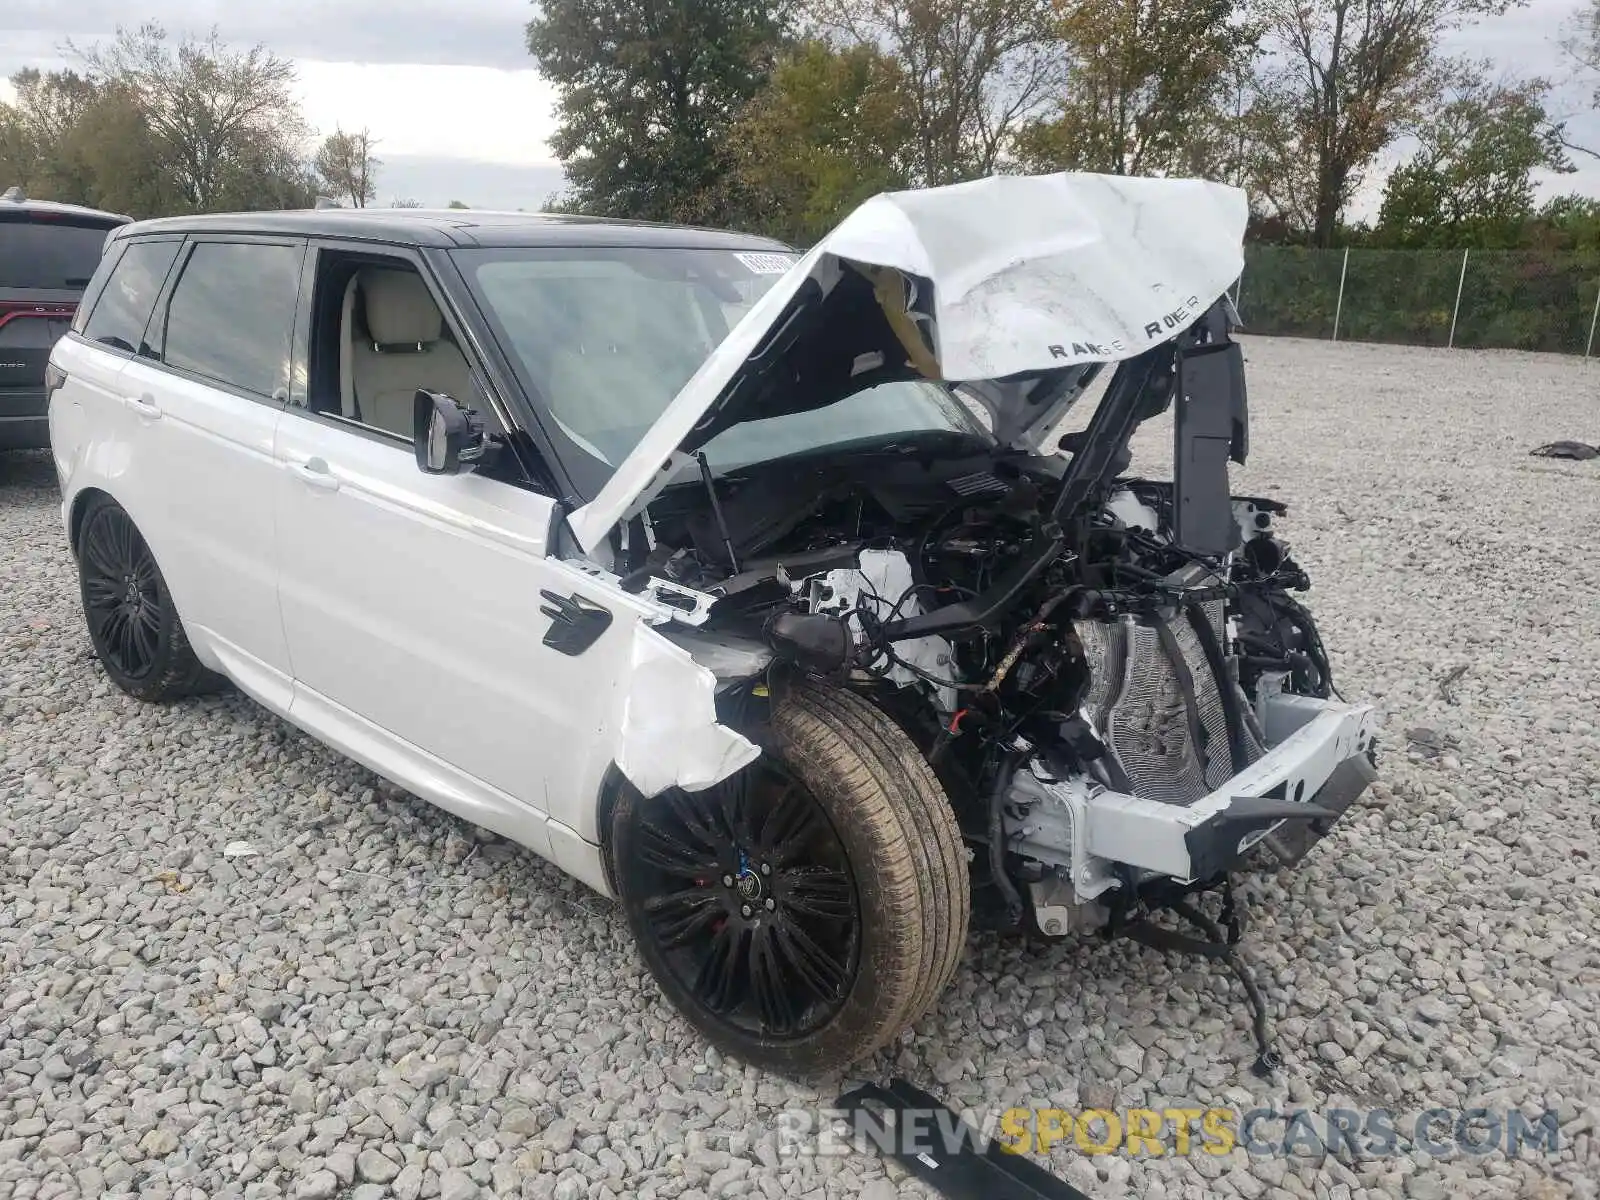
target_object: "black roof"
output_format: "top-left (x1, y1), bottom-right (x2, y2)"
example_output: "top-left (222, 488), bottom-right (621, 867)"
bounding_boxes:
top-left (109, 207), bottom-right (792, 251)
top-left (0, 189), bottom-right (132, 226)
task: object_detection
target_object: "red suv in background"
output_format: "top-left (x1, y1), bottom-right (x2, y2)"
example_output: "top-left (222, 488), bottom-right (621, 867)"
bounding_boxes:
top-left (1, 187), bottom-right (130, 451)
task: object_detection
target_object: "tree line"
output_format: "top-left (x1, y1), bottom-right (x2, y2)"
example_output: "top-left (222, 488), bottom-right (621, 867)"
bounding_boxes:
top-left (0, 25), bottom-right (463, 215)
top-left (8, 4), bottom-right (1600, 256)
top-left (527, 0), bottom-right (1600, 253)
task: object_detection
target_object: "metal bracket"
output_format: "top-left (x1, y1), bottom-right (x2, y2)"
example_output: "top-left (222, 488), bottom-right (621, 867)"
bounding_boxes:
top-left (639, 577), bottom-right (715, 626)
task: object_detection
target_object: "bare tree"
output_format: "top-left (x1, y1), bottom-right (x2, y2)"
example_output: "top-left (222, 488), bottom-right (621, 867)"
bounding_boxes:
top-left (315, 127), bottom-right (380, 207)
top-left (390, 197), bottom-right (424, 208)
top-left (802, 0), bottom-right (1065, 185)
top-left (1251, 0), bottom-right (1519, 245)
top-left (1559, 0), bottom-right (1600, 160)
top-left (1198, 59), bottom-right (1261, 187)
top-left (72, 23), bottom-right (309, 212)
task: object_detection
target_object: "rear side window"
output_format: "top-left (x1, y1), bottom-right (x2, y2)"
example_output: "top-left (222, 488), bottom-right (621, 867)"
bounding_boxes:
top-left (0, 218), bottom-right (116, 289)
top-left (80, 239), bottom-right (183, 354)
top-left (161, 241), bottom-right (302, 398)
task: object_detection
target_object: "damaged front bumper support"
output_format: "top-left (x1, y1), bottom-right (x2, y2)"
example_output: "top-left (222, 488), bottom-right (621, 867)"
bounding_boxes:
top-left (1014, 696), bottom-right (1379, 888)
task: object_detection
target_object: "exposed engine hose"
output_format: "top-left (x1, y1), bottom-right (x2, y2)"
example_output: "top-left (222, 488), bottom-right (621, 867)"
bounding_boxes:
top-left (1236, 682), bottom-right (1270, 747)
top-left (987, 752), bottom-right (1025, 928)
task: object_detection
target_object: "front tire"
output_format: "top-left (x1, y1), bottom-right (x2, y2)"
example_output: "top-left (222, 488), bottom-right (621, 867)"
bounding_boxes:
top-left (613, 684), bottom-right (970, 1075)
top-left (76, 495), bottom-right (223, 702)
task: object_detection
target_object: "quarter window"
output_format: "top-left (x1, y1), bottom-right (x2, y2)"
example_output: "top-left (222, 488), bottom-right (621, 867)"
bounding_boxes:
top-left (79, 239), bottom-right (181, 354)
top-left (162, 241), bottom-right (302, 398)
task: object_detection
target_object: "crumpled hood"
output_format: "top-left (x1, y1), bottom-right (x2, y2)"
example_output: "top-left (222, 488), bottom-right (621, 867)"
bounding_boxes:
top-left (567, 171), bottom-right (1248, 554)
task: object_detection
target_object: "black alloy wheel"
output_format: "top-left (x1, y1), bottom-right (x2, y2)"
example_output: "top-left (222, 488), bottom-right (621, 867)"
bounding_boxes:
top-left (80, 501), bottom-right (164, 678)
top-left (75, 494), bottom-right (222, 701)
top-left (626, 759), bottom-right (861, 1040)
top-left (614, 683), bottom-right (971, 1076)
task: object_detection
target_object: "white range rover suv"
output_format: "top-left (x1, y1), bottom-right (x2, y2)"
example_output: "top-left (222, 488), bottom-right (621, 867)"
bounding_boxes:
top-left (49, 177), bottom-right (1377, 1076)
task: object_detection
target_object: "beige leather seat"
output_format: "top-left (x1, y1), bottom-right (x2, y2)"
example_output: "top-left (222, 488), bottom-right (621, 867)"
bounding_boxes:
top-left (341, 268), bottom-right (489, 438)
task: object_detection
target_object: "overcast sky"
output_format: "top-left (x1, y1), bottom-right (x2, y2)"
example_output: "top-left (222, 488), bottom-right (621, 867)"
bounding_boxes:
top-left (2, 0), bottom-right (1596, 217)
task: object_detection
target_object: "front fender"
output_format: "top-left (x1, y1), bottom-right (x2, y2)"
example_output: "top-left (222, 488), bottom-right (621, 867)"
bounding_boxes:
top-left (613, 622), bottom-right (761, 797)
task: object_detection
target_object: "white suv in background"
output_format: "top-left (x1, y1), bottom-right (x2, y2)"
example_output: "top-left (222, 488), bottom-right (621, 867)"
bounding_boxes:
top-left (48, 184), bottom-right (1376, 1076)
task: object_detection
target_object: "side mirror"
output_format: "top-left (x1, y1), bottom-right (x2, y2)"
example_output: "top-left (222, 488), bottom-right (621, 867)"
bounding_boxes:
top-left (414, 389), bottom-right (487, 475)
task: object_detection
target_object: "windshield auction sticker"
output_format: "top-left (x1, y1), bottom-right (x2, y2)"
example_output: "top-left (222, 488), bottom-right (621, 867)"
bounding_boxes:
top-left (734, 252), bottom-right (798, 275)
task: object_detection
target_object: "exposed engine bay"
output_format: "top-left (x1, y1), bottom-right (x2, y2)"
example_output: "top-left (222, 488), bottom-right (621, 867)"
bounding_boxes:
top-left (608, 300), bottom-right (1379, 975)
top-left (530, 178), bottom-right (1383, 1076)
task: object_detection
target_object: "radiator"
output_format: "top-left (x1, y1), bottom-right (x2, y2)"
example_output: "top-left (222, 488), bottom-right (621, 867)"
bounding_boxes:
top-left (1076, 602), bottom-right (1263, 806)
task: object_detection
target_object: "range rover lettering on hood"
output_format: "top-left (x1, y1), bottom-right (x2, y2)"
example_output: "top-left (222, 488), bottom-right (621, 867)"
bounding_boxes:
top-left (565, 171), bottom-right (1249, 555)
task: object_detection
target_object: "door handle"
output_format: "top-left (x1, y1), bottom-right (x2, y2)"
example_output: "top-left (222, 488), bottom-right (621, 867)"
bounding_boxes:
top-left (125, 393), bottom-right (161, 420)
top-left (290, 457), bottom-right (341, 492)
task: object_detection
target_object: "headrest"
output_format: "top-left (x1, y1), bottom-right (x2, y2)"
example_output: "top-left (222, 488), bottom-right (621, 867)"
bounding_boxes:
top-left (360, 268), bottom-right (442, 346)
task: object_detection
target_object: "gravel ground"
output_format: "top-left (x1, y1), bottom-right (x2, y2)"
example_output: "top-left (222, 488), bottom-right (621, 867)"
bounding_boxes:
top-left (2, 335), bottom-right (1598, 1200)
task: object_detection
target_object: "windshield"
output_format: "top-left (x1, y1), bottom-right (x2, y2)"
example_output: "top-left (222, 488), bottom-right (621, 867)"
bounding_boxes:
top-left (455, 246), bottom-right (991, 496)
top-left (698, 379), bottom-right (991, 472)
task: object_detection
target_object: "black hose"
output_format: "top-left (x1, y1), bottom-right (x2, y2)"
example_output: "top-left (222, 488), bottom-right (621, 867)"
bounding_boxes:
top-left (1171, 899), bottom-right (1280, 1078)
top-left (987, 753), bottom-right (1025, 928)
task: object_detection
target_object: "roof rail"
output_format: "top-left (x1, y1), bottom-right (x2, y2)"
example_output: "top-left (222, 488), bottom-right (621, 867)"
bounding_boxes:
top-left (1, 186), bottom-right (25, 203)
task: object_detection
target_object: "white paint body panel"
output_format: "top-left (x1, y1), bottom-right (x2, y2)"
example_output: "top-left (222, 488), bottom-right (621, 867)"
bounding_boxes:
top-left (612, 624), bottom-right (760, 795)
top-left (271, 416), bottom-right (692, 846)
top-left (49, 339), bottom-right (294, 708)
top-left (117, 359), bottom-right (295, 709)
top-left (51, 332), bottom-right (757, 900)
top-left (569, 172), bottom-right (1249, 552)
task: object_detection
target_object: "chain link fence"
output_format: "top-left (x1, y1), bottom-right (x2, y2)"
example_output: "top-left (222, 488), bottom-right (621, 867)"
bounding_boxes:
top-left (1235, 246), bottom-right (1600, 356)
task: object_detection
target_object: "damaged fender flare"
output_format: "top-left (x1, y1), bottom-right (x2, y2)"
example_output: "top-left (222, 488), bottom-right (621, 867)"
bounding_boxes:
top-left (611, 622), bottom-right (760, 798)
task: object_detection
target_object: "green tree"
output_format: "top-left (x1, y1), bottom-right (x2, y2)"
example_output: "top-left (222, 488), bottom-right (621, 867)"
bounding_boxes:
top-left (526, 0), bottom-right (788, 223)
top-left (1251, 0), bottom-right (1521, 246)
top-left (315, 127), bottom-right (380, 207)
top-left (1375, 76), bottom-right (1572, 248)
top-left (802, 0), bottom-right (1062, 185)
top-left (72, 23), bottom-right (313, 213)
top-left (726, 41), bottom-right (913, 243)
top-left (447, 199), bottom-right (470, 209)
top-left (0, 70), bottom-right (99, 199)
top-left (0, 104), bottom-right (36, 192)
top-left (63, 81), bottom-right (189, 215)
top-left (1014, 0), bottom-right (1260, 177)
top-left (0, 68), bottom-right (183, 216)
